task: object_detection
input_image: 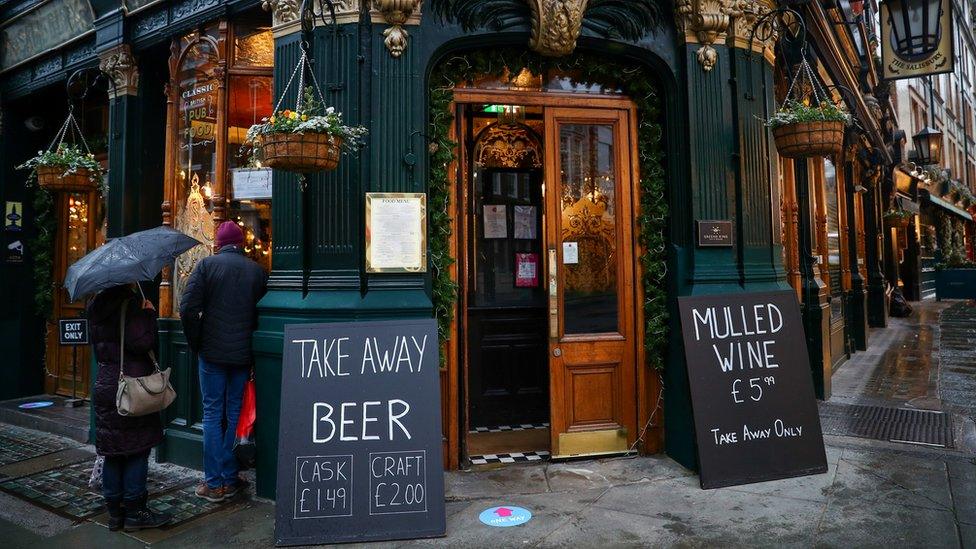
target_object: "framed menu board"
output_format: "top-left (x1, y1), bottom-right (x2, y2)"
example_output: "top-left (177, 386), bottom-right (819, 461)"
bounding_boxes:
top-left (366, 193), bottom-right (427, 273)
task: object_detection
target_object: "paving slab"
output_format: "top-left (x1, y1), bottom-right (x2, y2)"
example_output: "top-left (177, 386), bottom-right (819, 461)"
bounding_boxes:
top-left (813, 499), bottom-right (960, 548)
top-left (444, 462), bottom-right (549, 501)
top-left (546, 454), bottom-right (692, 493)
top-left (46, 522), bottom-right (147, 549)
top-left (826, 451), bottom-right (953, 512)
top-left (589, 477), bottom-right (823, 547)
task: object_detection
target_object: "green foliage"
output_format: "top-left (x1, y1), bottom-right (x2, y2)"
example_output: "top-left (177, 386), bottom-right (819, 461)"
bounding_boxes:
top-left (31, 189), bottom-right (56, 317)
top-left (882, 208), bottom-right (913, 221)
top-left (429, 48), bottom-right (669, 369)
top-left (17, 144), bottom-right (108, 195)
top-left (767, 100), bottom-right (851, 129)
top-left (245, 86), bottom-right (368, 154)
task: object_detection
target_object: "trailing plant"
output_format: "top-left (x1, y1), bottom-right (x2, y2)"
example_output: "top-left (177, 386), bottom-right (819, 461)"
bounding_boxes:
top-left (766, 99), bottom-right (851, 129)
top-left (244, 86), bottom-right (368, 156)
top-left (429, 48), bottom-right (669, 370)
top-left (31, 189), bottom-right (56, 317)
top-left (16, 144), bottom-right (108, 195)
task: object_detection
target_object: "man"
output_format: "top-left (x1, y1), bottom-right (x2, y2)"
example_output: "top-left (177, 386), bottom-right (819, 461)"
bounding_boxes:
top-left (180, 221), bottom-right (267, 502)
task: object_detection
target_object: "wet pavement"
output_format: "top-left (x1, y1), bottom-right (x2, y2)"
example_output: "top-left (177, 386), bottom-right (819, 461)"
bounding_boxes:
top-left (0, 301), bottom-right (975, 547)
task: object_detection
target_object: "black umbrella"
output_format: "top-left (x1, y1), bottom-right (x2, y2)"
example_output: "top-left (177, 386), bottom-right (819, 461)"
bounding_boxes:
top-left (64, 226), bottom-right (201, 302)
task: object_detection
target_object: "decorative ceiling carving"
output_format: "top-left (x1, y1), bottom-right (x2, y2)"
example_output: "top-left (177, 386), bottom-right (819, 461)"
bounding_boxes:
top-left (428, 0), bottom-right (663, 57)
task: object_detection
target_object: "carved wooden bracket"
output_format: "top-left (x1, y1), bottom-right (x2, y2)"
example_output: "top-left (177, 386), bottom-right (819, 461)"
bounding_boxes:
top-left (374, 0), bottom-right (422, 57)
top-left (99, 45), bottom-right (139, 98)
top-left (528, 0), bottom-right (589, 57)
top-left (674, 0), bottom-right (736, 71)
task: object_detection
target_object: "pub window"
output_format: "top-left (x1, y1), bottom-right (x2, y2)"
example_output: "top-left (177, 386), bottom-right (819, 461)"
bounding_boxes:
top-left (164, 13), bottom-right (274, 317)
top-left (823, 159), bottom-right (843, 321)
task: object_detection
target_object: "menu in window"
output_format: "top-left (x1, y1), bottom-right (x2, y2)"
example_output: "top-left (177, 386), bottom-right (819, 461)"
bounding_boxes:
top-left (366, 193), bottom-right (427, 273)
top-left (231, 168), bottom-right (273, 200)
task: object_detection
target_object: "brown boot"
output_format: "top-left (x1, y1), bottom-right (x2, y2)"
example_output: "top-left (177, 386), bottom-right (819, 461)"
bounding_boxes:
top-left (195, 483), bottom-right (225, 503)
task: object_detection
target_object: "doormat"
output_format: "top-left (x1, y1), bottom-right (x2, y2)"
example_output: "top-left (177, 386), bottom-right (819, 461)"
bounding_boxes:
top-left (819, 403), bottom-right (954, 448)
top-left (469, 451), bottom-right (550, 465)
top-left (0, 458), bottom-right (209, 524)
top-left (0, 424), bottom-right (78, 466)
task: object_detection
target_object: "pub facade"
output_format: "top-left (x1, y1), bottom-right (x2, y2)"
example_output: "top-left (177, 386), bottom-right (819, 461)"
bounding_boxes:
top-left (0, 0), bottom-right (902, 499)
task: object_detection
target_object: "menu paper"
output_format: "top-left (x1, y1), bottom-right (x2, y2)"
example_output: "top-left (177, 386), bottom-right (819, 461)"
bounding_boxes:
top-left (366, 193), bottom-right (427, 273)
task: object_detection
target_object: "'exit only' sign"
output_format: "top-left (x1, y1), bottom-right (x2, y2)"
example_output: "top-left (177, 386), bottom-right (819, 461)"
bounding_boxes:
top-left (58, 318), bottom-right (89, 346)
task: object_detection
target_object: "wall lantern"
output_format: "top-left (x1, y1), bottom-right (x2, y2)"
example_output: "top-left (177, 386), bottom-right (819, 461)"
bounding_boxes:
top-left (885, 0), bottom-right (944, 60)
top-left (912, 126), bottom-right (944, 166)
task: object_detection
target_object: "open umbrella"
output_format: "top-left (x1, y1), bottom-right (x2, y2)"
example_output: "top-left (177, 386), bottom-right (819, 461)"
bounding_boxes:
top-left (64, 226), bottom-right (201, 302)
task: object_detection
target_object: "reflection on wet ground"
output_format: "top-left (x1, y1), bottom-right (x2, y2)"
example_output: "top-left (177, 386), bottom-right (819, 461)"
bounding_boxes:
top-left (939, 301), bottom-right (976, 422)
top-left (831, 301), bottom-right (954, 409)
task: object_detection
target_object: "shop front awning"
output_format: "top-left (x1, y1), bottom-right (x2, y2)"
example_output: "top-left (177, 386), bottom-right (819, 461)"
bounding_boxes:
top-left (897, 195), bottom-right (920, 214)
top-left (922, 191), bottom-right (973, 221)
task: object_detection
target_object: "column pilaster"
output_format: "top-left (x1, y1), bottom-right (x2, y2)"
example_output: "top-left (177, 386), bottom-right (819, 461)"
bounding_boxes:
top-left (99, 44), bottom-right (142, 238)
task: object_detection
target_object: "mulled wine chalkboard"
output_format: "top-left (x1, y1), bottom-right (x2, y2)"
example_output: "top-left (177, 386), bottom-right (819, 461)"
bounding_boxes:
top-left (677, 290), bottom-right (827, 489)
top-left (275, 319), bottom-right (446, 546)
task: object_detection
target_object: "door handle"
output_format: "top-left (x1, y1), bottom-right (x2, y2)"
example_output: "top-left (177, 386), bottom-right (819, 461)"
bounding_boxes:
top-left (548, 247), bottom-right (558, 339)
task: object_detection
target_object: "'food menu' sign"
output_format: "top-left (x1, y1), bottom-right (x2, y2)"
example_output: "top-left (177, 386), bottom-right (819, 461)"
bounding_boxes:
top-left (678, 290), bottom-right (827, 489)
top-left (275, 319), bottom-right (446, 546)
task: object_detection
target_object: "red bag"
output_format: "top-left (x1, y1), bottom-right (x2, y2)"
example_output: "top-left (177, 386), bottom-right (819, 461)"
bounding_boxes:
top-left (234, 377), bottom-right (257, 468)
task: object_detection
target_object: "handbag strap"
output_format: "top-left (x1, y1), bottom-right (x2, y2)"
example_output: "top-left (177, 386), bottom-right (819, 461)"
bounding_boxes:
top-left (117, 297), bottom-right (162, 383)
top-left (118, 298), bottom-right (130, 383)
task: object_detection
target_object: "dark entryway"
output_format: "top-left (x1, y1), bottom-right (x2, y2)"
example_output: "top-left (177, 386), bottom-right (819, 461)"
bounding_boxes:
top-left (466, 164), bottom-right (549, 429)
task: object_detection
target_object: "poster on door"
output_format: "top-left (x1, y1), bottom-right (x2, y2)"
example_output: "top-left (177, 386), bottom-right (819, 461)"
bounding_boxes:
top-left (514, 206), bottom-right (536, 239)
top-left (483, 205), bottom-right (507, 239)
top-left (5, 201), bottom-right (23, 232)
top-left (515, 253), bottom-right (538, 288)
top-left (677, 290), bottom-right (827, 489)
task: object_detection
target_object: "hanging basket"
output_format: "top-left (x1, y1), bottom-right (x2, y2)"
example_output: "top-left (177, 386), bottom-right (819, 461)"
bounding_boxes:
top-left (259, 132), bottom-right (342, 174)
top-left (772, 120), bottom-right (845, 159)
top-left (884, 215), bottom-right (911, 229)
top-left (36, 166), bottom-right (98, 193)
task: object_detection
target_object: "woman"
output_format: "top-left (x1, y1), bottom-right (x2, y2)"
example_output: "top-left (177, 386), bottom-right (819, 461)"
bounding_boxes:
top-left (88, 284), bottom-right (172, 532)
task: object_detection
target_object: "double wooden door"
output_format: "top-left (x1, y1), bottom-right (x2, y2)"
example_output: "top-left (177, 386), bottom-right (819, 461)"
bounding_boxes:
top-left (462, 101), bottom-right (640, 458)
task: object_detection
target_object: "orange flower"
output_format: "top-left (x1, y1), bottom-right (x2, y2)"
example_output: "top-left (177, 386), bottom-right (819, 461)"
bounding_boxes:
top-left (283, 109), bottom-right (292, 117)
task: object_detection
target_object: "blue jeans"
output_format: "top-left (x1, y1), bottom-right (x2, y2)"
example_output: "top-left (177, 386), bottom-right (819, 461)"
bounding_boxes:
top-left (102, 450), bottom-right (149, 502)
top-left (199, 358), bottom-right (249, 489)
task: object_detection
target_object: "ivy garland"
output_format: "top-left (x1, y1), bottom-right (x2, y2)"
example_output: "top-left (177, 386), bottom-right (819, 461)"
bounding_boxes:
top-left (29, 185), bottom-right (57, 317)
top-left (428, 48), bottom-right (669, 369)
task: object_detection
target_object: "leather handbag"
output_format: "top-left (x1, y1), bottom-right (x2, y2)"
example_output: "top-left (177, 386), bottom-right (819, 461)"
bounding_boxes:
top-left (116, 298), bottom-right (176, 417)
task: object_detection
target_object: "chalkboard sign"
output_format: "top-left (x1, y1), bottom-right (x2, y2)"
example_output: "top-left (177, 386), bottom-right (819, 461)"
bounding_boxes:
top-left (58, 318), bottom-right (88, 345)
top-left (677, 290), bottom-right (827, 489)
top-left (275, 319), bottom-right (446, 546)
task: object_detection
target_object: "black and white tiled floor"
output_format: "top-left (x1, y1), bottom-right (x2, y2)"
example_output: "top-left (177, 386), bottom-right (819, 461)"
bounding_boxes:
top-left (468, 451), bottom-right (550, 465)
top-left (469, 422), bottom-right (549, 434)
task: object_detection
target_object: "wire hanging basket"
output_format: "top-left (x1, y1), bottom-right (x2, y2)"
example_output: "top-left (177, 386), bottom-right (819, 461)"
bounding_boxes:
top-left (246, 38), bottom-right (365, 177)
top-left (770, 56), bottom-right (848, 159)
top-left (33, 108), bottom-right (103, 193)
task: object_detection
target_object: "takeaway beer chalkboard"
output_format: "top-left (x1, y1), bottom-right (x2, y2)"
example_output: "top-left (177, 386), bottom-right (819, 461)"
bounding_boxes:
top-left (678, 290), bottom-right (827, 489)
top-left (275, 319), bottom-right (445, 546)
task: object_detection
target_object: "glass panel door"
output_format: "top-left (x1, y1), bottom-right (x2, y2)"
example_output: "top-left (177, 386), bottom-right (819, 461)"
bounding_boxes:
top-left (544, 107), bottom-right (637, 458)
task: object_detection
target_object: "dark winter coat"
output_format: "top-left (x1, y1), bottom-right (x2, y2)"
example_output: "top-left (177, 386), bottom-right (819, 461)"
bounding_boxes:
top-left (88, 285), bottom-right (164, 457)
top-left (179, 246), bottom-right (268, 367)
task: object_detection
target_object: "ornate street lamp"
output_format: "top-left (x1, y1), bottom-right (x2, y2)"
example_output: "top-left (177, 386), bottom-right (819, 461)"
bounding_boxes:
top-left (884, 0), bottom-right (944, 61)
top-left (912, 125), bottom-right (943, 166)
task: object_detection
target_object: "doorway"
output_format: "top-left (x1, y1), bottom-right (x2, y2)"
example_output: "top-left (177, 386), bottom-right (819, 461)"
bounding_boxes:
top-left (458, 90), bottom-right (641, 462)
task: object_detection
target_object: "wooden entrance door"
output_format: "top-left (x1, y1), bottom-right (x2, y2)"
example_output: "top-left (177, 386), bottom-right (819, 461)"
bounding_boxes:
top-left (45, 190), bottom-right (101, 397)
top-left (544, 108), bottom-right (638, 458)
